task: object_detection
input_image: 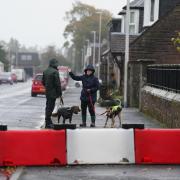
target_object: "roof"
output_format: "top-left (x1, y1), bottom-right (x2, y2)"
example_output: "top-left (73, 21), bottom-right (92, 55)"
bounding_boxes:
top-left (101, 48), bottom-right (110, 57)
top-left (119, 0), bottom-right (144, 15)
top-left (110, 33), bottom-right (138, 54)
top-left (128, 0), bottom-right (144, 8)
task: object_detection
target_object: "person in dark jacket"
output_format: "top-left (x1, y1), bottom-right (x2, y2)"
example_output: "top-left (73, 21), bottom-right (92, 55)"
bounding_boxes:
top-left (42, 58), bottom-right (62, 128)
top-left (69, 64), bottom-right (99, 127)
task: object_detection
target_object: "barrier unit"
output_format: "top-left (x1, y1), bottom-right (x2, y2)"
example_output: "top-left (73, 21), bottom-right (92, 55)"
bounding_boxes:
top-left (135, 129), bottom-right (180, 164)
top-left (0, 130), bottom-right (66, 166)
top-left (67, 128), bottom-right (135, 164)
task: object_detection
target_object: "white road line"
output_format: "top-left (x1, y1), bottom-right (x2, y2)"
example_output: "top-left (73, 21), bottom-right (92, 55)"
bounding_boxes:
top-left (10, 167), bottom-right (24, 180)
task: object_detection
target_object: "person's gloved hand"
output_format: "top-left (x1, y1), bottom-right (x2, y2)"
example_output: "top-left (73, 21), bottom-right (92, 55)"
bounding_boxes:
top-left (86, 89), bottom-right (91, 93)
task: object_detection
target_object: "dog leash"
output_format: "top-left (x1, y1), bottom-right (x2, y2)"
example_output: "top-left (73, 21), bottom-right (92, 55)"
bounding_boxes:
top-left (87, 91), bottom-right (95, 113)
top-left (60, 96), bottom-right (64, 106)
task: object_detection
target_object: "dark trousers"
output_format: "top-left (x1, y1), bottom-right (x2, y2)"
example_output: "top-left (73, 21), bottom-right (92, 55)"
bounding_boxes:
top-left (45, 97), bottom-right (56, 125)
top-left (81, 100), bottom-right (95, 124)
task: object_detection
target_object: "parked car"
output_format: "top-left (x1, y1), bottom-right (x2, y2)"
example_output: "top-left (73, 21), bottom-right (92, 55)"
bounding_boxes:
top-left (0, 72), bottom-right (13, 85)
top-left (74, 80), bottom-right (82, 88)
top-left (60, 77), bottom-right (67, 91)
top-left (58, 66), bottom-right (69, 87)
top-left (11, 68), bottom-right (26, 82)
top-left (31, 74), bottom-right (45, 97)
top-left (11, 73), bottom-right (17, 83)
top-left (59, 71), bottom-right (68, 91)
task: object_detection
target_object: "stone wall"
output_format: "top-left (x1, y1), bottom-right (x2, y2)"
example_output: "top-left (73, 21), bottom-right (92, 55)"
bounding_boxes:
top-left (141, 86), bottom-right (180, 128)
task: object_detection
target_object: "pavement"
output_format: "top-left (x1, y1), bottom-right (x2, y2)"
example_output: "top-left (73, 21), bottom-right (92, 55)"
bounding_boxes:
top-left (50, 80), bottom-right (162, 129)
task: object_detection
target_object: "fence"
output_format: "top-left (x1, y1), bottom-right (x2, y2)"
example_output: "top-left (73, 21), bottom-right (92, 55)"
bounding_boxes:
top-left (147, 65), bottom-right (180, 93)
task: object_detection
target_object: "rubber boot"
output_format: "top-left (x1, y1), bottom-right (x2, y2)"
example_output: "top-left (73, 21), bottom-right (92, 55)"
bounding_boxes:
top-left (90, 116), bottom-right (96, 127)
top-left (45, 118), bottom-right (54, 129)
top-left (80, 115), bottom-right (86, 127)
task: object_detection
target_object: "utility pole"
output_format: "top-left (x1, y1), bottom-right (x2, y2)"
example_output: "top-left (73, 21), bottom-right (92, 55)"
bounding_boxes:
top-left (97, 11), bottom-right (102, 80)
top-left (124, 0), bottom-right (130, 107)
top-left (83, 45), bottom-right (86, 68)
top-left (72, 47), bottom-right (76, 71)
top-left (91, 31), bottom-right (96, 67)
top-left (86, 39), bottom-right (90, 65)
top-left (81, 48), bottom-right (84, 71)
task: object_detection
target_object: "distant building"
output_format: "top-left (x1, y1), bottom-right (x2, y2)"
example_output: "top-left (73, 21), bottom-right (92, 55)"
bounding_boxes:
top-left (13, 52), bottom-right (40, 77)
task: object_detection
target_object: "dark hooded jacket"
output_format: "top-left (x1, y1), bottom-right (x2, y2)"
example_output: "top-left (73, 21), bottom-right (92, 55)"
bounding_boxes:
top-left (42, 59), bottom-right (62, 98)
top-left (69, 64), bottom-right (99, 102)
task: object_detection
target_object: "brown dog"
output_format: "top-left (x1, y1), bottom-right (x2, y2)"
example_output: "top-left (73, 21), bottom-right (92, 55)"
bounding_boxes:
top-left (101, 105), bottom-right (122, 128)
top-left (57, 106), bottom-right (81, 124)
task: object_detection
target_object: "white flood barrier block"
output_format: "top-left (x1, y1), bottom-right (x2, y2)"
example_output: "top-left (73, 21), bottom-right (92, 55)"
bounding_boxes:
top-left (67, 128), bottom-right (135, 164)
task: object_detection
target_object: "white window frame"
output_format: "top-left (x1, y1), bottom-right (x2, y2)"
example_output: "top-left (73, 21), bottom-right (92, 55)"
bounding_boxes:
top-left (121, 16), bottom-right (125, 33)
top-left (150, 0), bottom-right (155, 22)
top-left (123, 10), bottom-right (139, 35)
top-left (143, 0), bottom-right (159, 27)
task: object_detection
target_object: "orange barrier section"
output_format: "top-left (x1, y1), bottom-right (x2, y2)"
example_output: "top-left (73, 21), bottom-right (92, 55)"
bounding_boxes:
top-left (0, 130), bottom-right (66, 166)
top-left (135, 129), bottom-right (180, 164)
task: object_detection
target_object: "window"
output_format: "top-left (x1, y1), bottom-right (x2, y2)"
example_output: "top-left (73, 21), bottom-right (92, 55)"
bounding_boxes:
top-left (20, 55), bottom-right (32, 61)
top-left (129, 11), bottom-right (136, 34)
top-left (27, 55), bottom-right (32, 61)
top-left (150, 0), bottom-right (155, 22)
top-left (130, 12), bottom-right (135, 23)
top-left (124, 10), bottom-right (139, 34)
top-left (21, 55), bottom-right (26, 61)
top-left (112, 22), bottom-right (121, 32)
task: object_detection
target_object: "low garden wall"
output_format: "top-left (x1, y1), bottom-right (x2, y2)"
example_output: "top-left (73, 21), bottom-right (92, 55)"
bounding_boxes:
top-left (141, 86), bottom-right (180, 128)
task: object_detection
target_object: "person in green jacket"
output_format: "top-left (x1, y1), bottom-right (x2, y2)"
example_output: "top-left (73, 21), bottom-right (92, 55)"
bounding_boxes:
top-left (42, 58), bottom-right (62, 129)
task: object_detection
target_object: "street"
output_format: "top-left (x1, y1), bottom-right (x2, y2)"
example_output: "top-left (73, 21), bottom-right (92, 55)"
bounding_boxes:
top-left (0, 80), bottom-right (45, 129)
top-left (1, 80), bottom-right (180, 180)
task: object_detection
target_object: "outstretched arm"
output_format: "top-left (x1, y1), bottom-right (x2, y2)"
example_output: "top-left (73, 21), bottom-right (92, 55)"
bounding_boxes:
top-left (69, 70), bottom-right (83, 81)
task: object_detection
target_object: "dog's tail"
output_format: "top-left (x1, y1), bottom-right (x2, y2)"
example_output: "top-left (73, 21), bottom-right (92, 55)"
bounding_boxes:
top-left (115, 99), bottom-right (122, 107)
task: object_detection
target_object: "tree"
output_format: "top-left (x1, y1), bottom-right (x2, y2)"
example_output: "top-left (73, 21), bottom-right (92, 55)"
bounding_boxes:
top-left (172, 32), bottom-right (180, 52)
top-left (0, 45), bottom-right (8, 71)
top-left (8, 38), bottom-right (20, 53)
top-left (40, 46), bottom-right (71, 71)
top-left (63, 1), bottom-right (112, 71)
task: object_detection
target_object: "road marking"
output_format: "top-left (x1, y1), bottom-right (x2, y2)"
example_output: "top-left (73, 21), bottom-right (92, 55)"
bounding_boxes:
top-left (9, 167), bottom-right (24, 180)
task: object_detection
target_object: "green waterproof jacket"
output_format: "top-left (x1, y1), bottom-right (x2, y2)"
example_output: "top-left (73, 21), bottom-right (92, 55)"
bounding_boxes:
top-left (42, 62), bottom-right (62, 99)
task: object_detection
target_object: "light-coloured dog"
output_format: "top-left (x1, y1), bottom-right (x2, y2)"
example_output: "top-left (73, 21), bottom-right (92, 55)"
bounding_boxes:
top-left (101, 105), bottom-right (122, 128)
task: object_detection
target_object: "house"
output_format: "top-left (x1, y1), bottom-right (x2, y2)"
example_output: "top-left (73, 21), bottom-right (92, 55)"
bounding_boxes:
top-left (128, 0), bottom-right (180, 106)
top-left (128, 1), bottom-right (180, 127)
top-left (13, 52), bottom-right (40, 77)
top-left (143, 0), bottom-right (180, 28)
top-left (100, 0), bottom-right (144, 96)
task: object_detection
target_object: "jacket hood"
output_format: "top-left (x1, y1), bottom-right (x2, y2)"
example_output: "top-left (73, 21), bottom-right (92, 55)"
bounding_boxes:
top-left (84, 64), bottom-right (95, 73)
top-left (49, 58), bottom-right (59, 68)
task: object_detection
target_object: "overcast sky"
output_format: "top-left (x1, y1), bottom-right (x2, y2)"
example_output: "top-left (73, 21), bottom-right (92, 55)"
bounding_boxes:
top-left (0, 0), bottom-right (127, 48)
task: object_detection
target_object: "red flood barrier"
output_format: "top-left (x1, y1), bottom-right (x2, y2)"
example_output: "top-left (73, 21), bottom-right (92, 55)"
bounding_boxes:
top-left (135, 129), bottom-right (180, 164)
top-left (0, 130), bottom-right (66, 166)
